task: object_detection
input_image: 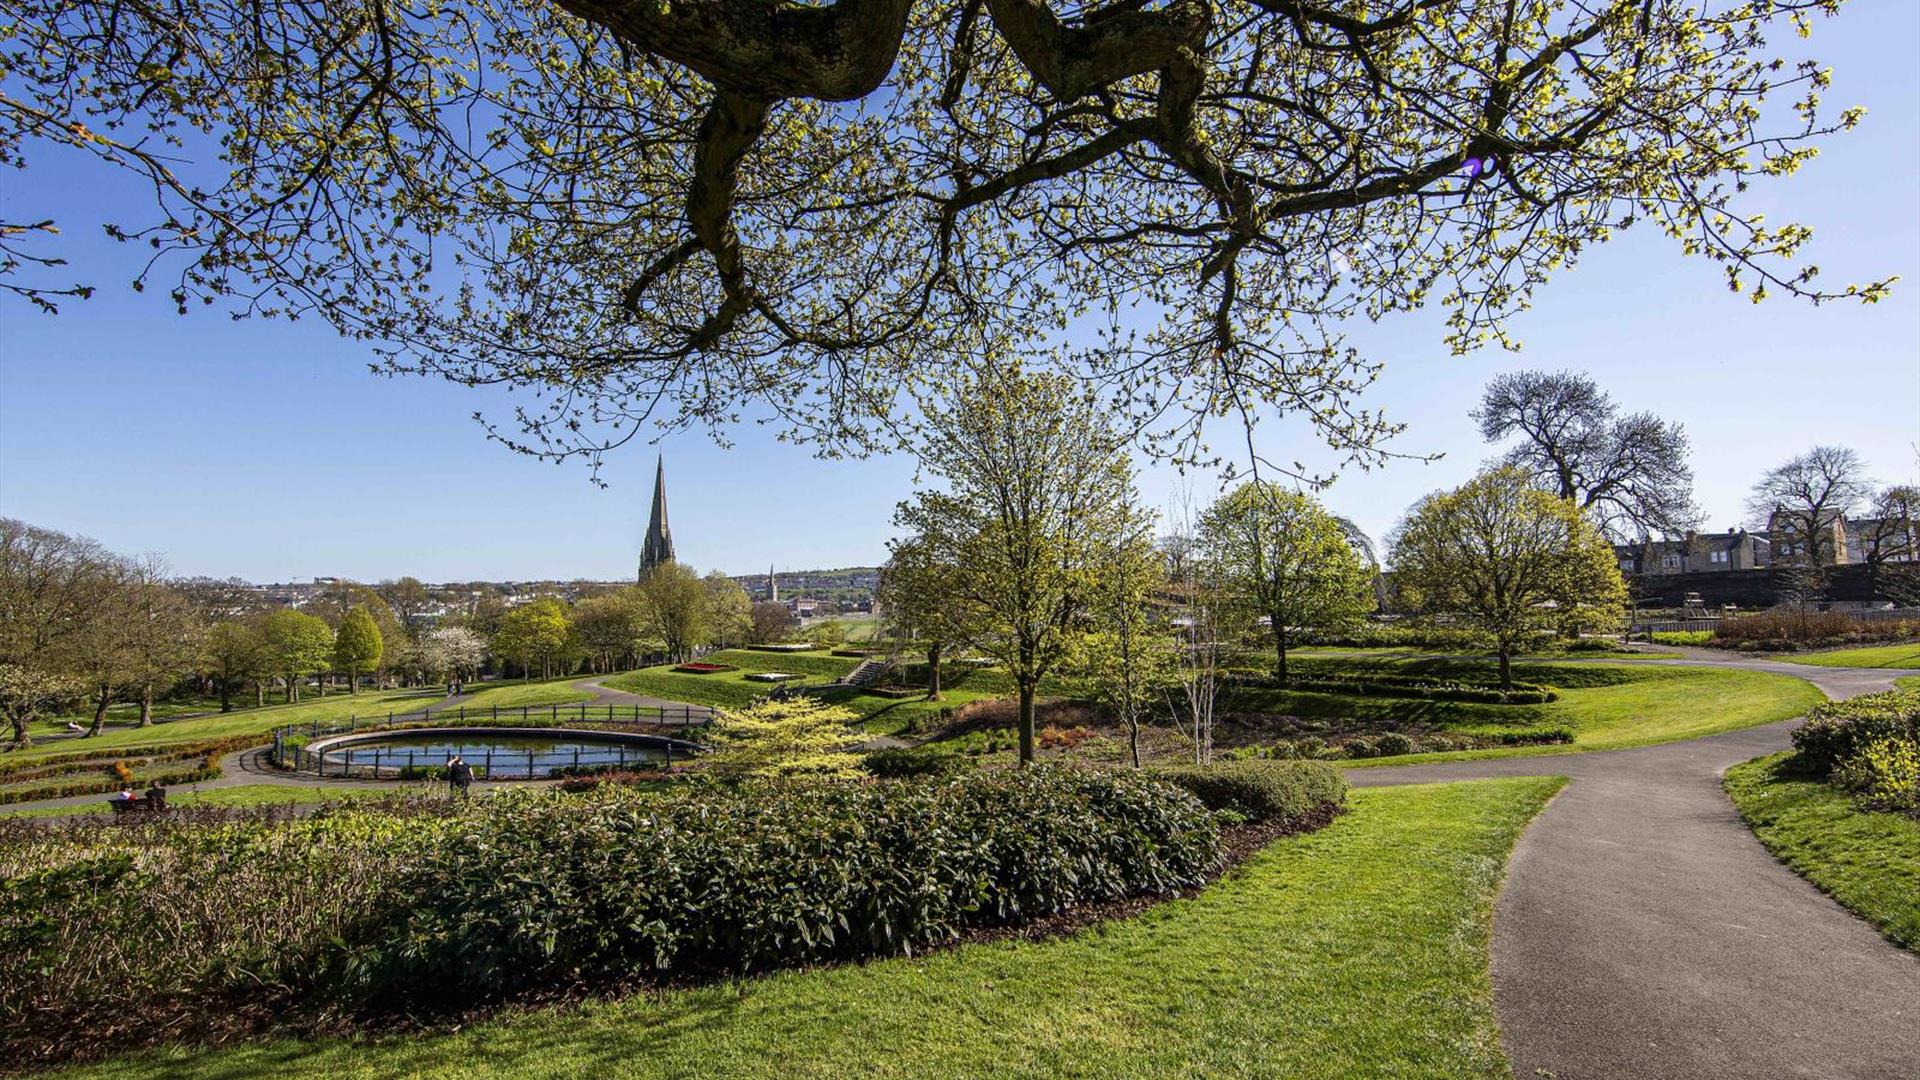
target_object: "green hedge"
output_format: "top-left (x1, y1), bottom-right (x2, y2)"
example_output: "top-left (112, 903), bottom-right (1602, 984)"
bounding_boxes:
top-left (1151, 760), bottom-right (1347, 824)
top-left (1791, 690), bottom-right (1920, 776)
top-left (1226, 670), bottom-right (1558, 705)
top-left (862, 747), bottom-right (976, 777)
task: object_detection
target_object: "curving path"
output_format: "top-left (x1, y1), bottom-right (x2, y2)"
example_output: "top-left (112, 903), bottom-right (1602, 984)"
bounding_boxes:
top-left (1349, 648), bottom-right (1918, 1079)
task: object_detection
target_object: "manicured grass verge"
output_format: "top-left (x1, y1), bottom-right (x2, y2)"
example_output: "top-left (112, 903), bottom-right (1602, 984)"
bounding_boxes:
top-left (0, 784), bottom-right (407, 819)
top-left (458, 677), bottom-right (598, 709)
top-left (36, 777), bottom-right (1561, 1080)
top-left (1778, 643), bottom-right (1920, 669)
top-left (1341, 666), bottom-right (1823, 767)
top-left (1724, 753), bottom-right (1920, 950)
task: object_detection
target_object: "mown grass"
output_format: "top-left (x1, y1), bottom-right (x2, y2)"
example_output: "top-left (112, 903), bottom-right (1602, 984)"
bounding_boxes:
top-left (458, 677), bottom-right (599, 709)
top-left (1777, 642), bottom-right (1920, 669)
top-left (1724, 753), bottom-right (1920, 950)
top-left (0, 783), bottom-right (412, 819)
top-left (37, 777), bottom-right (1564, 1080)
top-left (1285, 664), bottom-right (1827, 767)
top-left (4, 687), bottom-right (450, 763)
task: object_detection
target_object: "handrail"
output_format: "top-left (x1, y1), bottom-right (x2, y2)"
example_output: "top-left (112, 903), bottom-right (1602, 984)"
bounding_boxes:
top-left (268, 700), bottom-right (713, 773)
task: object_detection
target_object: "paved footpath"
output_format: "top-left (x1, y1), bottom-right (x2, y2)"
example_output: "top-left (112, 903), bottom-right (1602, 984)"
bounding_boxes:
top-left (1349, 648), bottom-right (1918, 1080)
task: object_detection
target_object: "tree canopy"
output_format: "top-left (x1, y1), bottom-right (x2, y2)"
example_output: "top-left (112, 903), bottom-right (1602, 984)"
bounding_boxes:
top-left (3, 0), bottom-right (1887, 474)
top-left (1388, 466), bottom-right (1625, 687)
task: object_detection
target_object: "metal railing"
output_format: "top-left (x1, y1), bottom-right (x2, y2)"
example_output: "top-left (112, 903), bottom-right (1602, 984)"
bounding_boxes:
top-left (269, 701), bottom-right (713, 777)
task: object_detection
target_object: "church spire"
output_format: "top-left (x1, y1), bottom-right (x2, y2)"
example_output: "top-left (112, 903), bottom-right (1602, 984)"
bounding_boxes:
top-left (639, 455), bottom-right (675, 579)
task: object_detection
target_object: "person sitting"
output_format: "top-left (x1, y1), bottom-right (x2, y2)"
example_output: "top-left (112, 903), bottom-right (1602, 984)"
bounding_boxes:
top-left (145, 783), bottom-right (168, 811)
top-left (65, 720), bottom-right (85, 733)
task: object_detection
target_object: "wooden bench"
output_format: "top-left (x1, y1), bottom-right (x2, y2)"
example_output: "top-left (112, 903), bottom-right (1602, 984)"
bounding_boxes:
top-left (107, 794), bottom-right (169, 815)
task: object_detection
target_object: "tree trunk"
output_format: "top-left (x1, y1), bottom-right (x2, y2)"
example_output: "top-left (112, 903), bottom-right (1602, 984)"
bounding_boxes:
top-left (1127, 710), bottom-right (1141, 769)
top-left (137, 684), bottom-right (154, 727)
top-left (218, 675), bottom-right (233, 713)
top-left (1498, 648), bottom-right (1513, 692)
top-left (348, 667), bottom-right (359, 695)
top-left (925, 643), bottom-right (943, 700)
top-left (255, 681), bottom-right (265, 708)
top-left (87, 685), bottom-right (111, 736)
top-left (287, 674), bottom-right (298, 704)
top-left (9, 716), bottom-right (28, 748)
top-left (1273, 618), bottom-right (1289, 682)
top-left (1017, 681), bottom-right (1036, 765)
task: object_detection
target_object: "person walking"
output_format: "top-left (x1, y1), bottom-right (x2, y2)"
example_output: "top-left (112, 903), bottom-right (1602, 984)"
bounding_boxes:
top-left (448, 754), bottom-right (474, 799)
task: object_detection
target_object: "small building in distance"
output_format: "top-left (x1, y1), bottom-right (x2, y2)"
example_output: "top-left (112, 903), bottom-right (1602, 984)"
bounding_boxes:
top-left (1613, 529), bottom-right (1771, 577)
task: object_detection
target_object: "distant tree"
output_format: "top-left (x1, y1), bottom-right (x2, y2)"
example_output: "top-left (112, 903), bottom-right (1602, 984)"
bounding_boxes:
top-left (894, 367), bottom-right (1136, 765)
top-left (376, 576), bottom-right (434, 638)
top-left (1475, 371), bottom-right (1700, 541)
top-left (0, 519), bottom-right (123, 745)
top-left (122, 559), bottom-right (203, 725)
top-left (748, 602), bottom-right (797, 645)
top-left (572, 590), bottom-right (646, 673)
top-left (260, 609), bottom-right (334, 703)
top-left (421, 626), bottom-right (488, 682)
top-left (1389, 468), bottom-right (1627, 689)
top-left (706, 699), bottom-right (864, 782)
top-left (493, 598), bottom-right (573, 679)
top-left (62, 560), bottom-right (142, 735)
top-left (202, 620), bottom-right (269, 712)
top-left (1200, 483), bottom-right (1375, 681)
top-left (811, 620), bottom-right (847, 647)
top-left (878, 534), bottom-right (967, 700)
top-left (1858, 485), bottom-right (1920, 589)
top-left (1066, 495), bottom-right (1173, 768)
top-left (703, 572), bottom-right (754, 650)
top-left (1747, 446), bottom-right (1873, 569)
top-left (634, 563), bottom-right (710, 662)
top-left (332, 604), bottom-right (384, 694)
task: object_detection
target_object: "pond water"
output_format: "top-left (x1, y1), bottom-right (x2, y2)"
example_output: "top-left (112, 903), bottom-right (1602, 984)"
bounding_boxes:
top-left (320, 732), bottom-right (673, 777)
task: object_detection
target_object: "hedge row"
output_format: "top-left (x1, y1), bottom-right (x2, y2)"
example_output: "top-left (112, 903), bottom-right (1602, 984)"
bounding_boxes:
top-left (1226, 728), bottom-right (1575, 762)
top-left (1228, 670), bottom-right (1558, 705)
top-left (1152, 760), bottom-right (1346, 824)
top-left (1, 767), bottom-right (1224, 1056)
top-left (0, 756), bottom-right (221, 806)
top-left (1791, 689), bottom-right (1919, 815)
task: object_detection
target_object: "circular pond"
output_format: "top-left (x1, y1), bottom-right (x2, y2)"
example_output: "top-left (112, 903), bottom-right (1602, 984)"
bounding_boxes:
top-left (298, 726), bottom-right (701, 780)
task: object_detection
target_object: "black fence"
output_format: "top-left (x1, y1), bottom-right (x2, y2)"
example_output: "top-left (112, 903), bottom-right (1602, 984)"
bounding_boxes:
top-left (270, 702), bottom-right (713, 779)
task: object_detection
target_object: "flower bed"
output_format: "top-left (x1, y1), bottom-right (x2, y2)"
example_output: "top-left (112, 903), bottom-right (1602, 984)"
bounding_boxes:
top-left (673, 662), bottom-right (736, 674)
top-left (745, 642), bottom-right (819, 653)
top-left (744, 671), bottom-right (800, 682)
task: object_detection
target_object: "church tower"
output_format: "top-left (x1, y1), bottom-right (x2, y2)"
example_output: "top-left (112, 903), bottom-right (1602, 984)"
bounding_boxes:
top-left (768, 564), bottom-right (778, 603)
top-left (638, 455), bottom-right (675, 579)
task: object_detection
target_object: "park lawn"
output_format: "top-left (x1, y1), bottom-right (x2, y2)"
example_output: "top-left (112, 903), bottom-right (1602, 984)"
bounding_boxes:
top-left (1778, 643), bottom-right (1920, 669)
top-left (459, 677), bottom-right (599, 709)
top-left (1724, 753), bottom-right (1920, 950)
top-left (3, 687), bottom-right (446, 763)
top-left (40, 777), bottom-right (1564, 1080)
top-left (1315, 665), bottom-right (1825, 767)
top-left (606, 649), bottom-right (1005, 734)
top-left (0, 783), bottom-right (413, 819)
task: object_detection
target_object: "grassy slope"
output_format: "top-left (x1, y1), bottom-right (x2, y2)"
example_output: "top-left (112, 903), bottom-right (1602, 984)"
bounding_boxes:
top-left (1724, 753), bottom-right (1920, 950)
top-left (0, 783), bottom-right (407, 819)
top-left (45, 777), bottom-right (1563, 1080)
top-left (4, 687), bottom-right (451, 763)
top-left (1327, 665), bottom-right (1824, 767)
top-left (604, 649), bottom-right (1009, 735)
top-left (1777, 643), bottom-right (1920, 669)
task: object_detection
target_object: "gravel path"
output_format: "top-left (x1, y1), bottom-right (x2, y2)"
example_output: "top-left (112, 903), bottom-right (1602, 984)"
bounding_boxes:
top-left (1347, 651), bottom-right (1918, 1079)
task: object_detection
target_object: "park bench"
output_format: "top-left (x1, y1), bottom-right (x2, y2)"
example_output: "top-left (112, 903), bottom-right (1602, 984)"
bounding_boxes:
top-left (106, 792), bottom-right (169, 815)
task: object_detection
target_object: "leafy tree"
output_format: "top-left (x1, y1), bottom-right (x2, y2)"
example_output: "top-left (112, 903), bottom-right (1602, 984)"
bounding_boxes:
top-left (706, 698), bottom-right (864, 781)
top-left (1065, 494), bottom-right (1173, 768)
top-left (1389, 467), bottom-right (1627, 689)
top-left (3, 0), bottom-right (1887, 471)
top-left (748, 602), bottom-right (797, 644)
top-left (0, 663), bottom-right (82, 749)
top-left (260, 609), bottom-right (334, 703)
top-left (1474, 371), bottom-right (1700, 541)
top-left (895, 366), bottom-right (1136, 764)
top-left (1747, 445), bottom-right (1872, 568)
top-left (332, 604), bottom-right (384, 694)
top-left (422, 626), bottom-right (488, 682)
top-left (202, 619), bottom-right (269, 711)
top-left (1200, 483), bottom-right (1375, 681)
top-left (121, 558), bottom-right (203, 725)
top-left (811, 620), bottom-right (848, 647)
top-left (703, 572), bottom-right (754, 649)
top-left (634, 562), bottom-right (710, 662)
top-left (376, 576), bottom-right (435, 638)
top-left (492, 598), bottom-right (574, 679)
top-left (878, 533), bottom-right (968, 700)
top-left (572, 590), bottom-right (647, 672)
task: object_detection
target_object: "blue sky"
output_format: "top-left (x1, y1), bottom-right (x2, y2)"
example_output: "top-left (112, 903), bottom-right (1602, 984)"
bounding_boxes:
top-left (2, 4), bottom-right (1916, 583)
